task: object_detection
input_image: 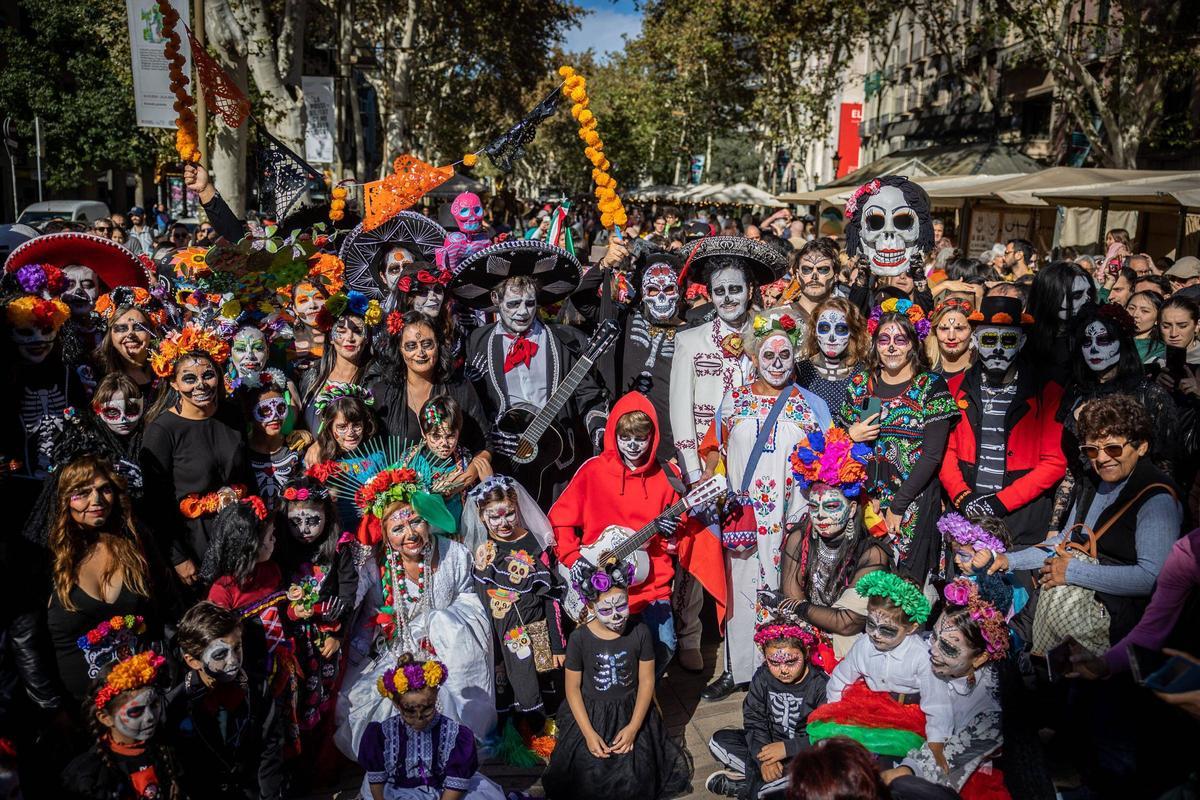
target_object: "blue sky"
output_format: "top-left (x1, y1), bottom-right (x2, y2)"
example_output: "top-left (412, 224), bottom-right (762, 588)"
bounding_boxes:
top-left (562, 0), bottom-right (643, 60)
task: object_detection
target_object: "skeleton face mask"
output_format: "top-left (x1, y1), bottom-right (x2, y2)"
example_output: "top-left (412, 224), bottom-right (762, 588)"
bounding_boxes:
top-left (815, 309), bottom-right (850, 359)
top-left (808, 485), bottom-right (855, 539)
top-left (616, 433), bottom-right (652, 469)
top-left (451, 192), bottom-right (485, 234)
top-left (973, 325), bottom-right (1024, 380)
top-left (498, 285), bottom-right (537, 335)
top-left (232, 327), bottom-right (268, 375)
top-left (110, 686), bottom-right (164, 743)
top-left (293, 283), bottom-right (323, 327)
top-left (1081, 320), bottom-right (1120, 373)
top-left (757, 332), bottom-right (795, 388)
top-left (641, 265), bottom-right (679, 323)
top-left (593, 590), bottom-right (629, 633)
top-left (383, 247), bottom-right (416, 290)
top-left (482, 500), bottom-right (519, 539)
top-left (95, 391), bottom-right (143, 436)
top-left (199, 634), bottom-right (243, 683)
top-left (860, 186), bottom-right (921, 277)
top-left (411, 284), bottom-right (445, 317)
top-left (286, 501), bottom-right (326, 543)
top-left (709, 266), bottom-right (750, 326)
top-left (12, 325), bottom-right (57, 364)
top-left (1059, 275), bottom-right (1091, 322)
top-left (62, 265), bottom-right (101, 315)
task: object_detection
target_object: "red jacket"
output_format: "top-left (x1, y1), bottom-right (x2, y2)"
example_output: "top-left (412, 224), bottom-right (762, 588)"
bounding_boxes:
top-left (549, 391), bottom-right (679, 612)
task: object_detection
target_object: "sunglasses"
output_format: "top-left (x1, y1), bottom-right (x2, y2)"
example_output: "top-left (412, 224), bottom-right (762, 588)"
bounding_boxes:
top-left (1079, 441), bottom-right (1131, 460)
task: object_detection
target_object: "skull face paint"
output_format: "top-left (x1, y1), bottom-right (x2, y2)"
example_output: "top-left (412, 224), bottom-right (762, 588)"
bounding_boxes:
top-left (616, 433), bottom-right (652, 469)
top-left (1059, 275), bottom-right (1091, 322)
top-left (929, 612), bottom-right (984, 679)
top-left (286, 501), bottom-right (326, 543)
top-left (815, 309), bottom-right (850, 359)
top-left (200, 634), bottom-right (244, 683)
top-left (62, 265), bottom-right (101, 315)
top-left (232, 327), bottom-right (268, 376)
top-left (1081, 320), bottom-right (1120, 373)
top-left (973, 325), bottom-right (1025, 380)
top-left (292, 282), bottom-right (324, 327)
top-left (111, 686), bottom-right (164, 743)
top-left (641, 264), bottom-right (679, 323)
top-left (410, 284), bottom-right (445, 317)
top-left (757, 332), bottom-right (795, 388)
top-left (864, 607), bottom-right (912, 653)
top-left (593, 589), bottom-right (629, 633)
top-left (860, 186), bottom-right (922, 277)
top-left (383, 247), bottom-right (416, 290)
top-left (95, 391), bottom-right (143, 436)
top-left (481, 500), bottom-right (519, 540)
top-left (808, 484), bottom-right (855, 539)
top-left (709, 266), bottom-right (750, 326)
top-left (763, 643), bottom-right (806, 684)
top-left (11, 325), bottom-right (57, 364)
top-left (451, 192), bottom-right (485, 234)
top-left (385, 506), bottom-right (429, 556)
top-left (875, 321), bottom-right (912, 372)
top-left (498, 285), bottom-right (537, 335)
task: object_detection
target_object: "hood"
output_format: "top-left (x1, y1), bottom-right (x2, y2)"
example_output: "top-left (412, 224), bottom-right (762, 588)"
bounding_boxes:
top-left (604, 390), bottom-right (660, 476)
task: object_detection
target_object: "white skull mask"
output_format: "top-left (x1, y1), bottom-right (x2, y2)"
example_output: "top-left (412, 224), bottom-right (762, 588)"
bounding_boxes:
top-left (231, 327), bottom-right (268, 376)
top-left (709, 266), bottom-right (750, 326)
top-left (1081, 320), bottom-right (1120, 373)
top-left (973, 325), bottom-right (1025, 379)
top-left (860, 186), bottom-right (922, 277)
top-left (11, 326), bottom-right (57, 364)
top-left (1059, 275), bottom-right (1091, 322)
top-left (62, 266), bottom-right (101, 314)
top-left (815, 309), bottom-right (850, 359)
top-left (95, 392), bottom-right (143, 436)
top-left (641, 265), bottom-right (679, 322)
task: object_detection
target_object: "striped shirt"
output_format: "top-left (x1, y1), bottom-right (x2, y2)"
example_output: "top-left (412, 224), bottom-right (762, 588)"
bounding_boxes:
top-left (976, 381), bottom-right (1017, 492)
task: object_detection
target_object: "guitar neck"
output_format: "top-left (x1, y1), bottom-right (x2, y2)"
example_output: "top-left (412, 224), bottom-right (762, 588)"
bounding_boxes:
top-left (523, 352), bottom-right (598, 441)
top-left (608, 497), bottom-right (688, 563)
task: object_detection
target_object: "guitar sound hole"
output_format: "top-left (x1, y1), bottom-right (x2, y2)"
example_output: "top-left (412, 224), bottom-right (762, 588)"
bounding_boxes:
top-left (516, 441), bottom-right (535, 460)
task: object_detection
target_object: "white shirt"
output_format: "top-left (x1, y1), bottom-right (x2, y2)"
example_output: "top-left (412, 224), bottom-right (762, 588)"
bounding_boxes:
top-left (495, 320), bottom-right (549, 407)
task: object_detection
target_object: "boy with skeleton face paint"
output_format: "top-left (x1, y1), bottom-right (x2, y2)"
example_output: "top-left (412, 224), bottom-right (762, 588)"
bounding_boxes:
top-left (940, 296), bottom-right (1067, 546)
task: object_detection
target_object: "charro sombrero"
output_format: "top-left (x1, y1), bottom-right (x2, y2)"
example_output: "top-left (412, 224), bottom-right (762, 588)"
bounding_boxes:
top-left (338, 211), bottom-right (447, 298)
top-left (680, 235), bottom-right (785, 286)
top-left (448, 238), bottom-right (582, 309)
top-left (4, 231), bottom-right (151, 289)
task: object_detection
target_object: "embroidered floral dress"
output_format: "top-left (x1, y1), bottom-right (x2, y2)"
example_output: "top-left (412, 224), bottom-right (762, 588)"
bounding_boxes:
top-left (700, 383), bottom-right (831, 683)
top-left (357, 713), bottom-right (505, 800)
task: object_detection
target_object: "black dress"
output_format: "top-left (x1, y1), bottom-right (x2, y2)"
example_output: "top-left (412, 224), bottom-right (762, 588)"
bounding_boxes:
top-left (61, 739), bottom-right (179, 800)
top-left (369, 374), bottom-right (489, 453)
top-left (542, 623), bottom-right (690, 800)
top-left (47, 583), bottom-right (154, 701)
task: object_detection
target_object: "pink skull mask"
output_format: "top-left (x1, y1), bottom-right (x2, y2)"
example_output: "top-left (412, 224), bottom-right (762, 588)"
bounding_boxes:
top-left (451, 192), bottom-right (484, 234)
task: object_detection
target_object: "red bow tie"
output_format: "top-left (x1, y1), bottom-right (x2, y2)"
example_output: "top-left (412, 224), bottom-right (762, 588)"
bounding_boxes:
top-left (503, 333), bottom-right (539, 372)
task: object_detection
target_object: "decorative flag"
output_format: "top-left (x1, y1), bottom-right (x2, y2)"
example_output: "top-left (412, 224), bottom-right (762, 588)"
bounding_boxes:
top-left (185, 26), bottom-right (251, 129)
top-left (482, 86), bottom-right (563, 173)
top-left (361, 155), bottom-right (453, 232)
top-left (257, 124), bottom-right (325, 222)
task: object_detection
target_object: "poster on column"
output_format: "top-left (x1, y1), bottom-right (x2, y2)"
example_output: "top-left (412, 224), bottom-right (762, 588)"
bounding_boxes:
top-left (303, 77), bottom-right (336, 165)
top-left (126, 0), bottom-right (191, 128)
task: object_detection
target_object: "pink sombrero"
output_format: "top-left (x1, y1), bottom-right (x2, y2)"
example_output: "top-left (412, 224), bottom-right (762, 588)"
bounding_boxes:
top-left (4, 232), bottom-right (151, 289)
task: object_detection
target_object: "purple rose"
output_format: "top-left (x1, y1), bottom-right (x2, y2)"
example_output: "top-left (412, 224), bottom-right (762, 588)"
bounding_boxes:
top-left (590, 572), bottom-right (612, 593)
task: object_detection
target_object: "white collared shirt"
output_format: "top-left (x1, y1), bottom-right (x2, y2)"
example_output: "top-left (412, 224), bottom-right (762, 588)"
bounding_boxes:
top-left (495, 320), bottom-right (549, 407)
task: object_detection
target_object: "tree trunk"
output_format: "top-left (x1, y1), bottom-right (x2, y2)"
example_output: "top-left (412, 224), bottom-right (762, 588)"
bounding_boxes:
top-left (226, 0), bottom-right (305, 151)
top-left (205, 0), bottom-right (249, 215)
top-left (380, 0), bottom-right (419, 169)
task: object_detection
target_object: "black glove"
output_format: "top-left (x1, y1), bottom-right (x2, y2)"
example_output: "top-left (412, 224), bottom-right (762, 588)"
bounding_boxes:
top-left (963, 493), bottom-right (1007, 518)
top-left (568, 556), bottom-right (595, 588)
top-left (628, 373), bottom-right (654, 396)
top-left (655, 515), bottom-right (680, 538)
top-left (489, 429), bottom-right (520, 458)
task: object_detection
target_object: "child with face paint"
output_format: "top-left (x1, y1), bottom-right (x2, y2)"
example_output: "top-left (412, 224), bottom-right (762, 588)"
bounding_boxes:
top-left (358, 653), bottom-right (506, 800)
top-left (541, 560), bottom-right (690, 800)
top-left (705, 620), bottom-right (831, 799)
top-left (168, 601), bottom-right (287, 800)
top-left (238, 370), bottom-right (305, 509)
top-left (810, 572), bottom-right (951, 764)
top-left (414, 396), bottom-right (487, 529)
top-left (63, 651), bottom-right (179, 800)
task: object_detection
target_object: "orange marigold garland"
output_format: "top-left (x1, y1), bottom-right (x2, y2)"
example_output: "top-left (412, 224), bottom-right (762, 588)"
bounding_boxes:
top-left (559, 65), bottom-right (626, 231)
top-left (94, 651), bottom-right (166, 710)
top-left (150, 322), bottom-right (231, 378)
top-left (156, 0), bottom-right (200, 163)
top-left (329, 185), bottom-right (348, 224)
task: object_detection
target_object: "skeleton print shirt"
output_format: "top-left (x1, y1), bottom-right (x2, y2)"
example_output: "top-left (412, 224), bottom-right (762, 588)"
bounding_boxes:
top-left (565, 621), bottom-right (654, 700)
top-left (743, 662), bottom-right (829, 759)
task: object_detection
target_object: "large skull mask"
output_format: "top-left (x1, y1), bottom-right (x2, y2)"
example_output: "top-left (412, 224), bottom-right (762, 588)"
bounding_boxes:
top-left (451, 192), bottom-right (485, 234)
top-left (860, 186), bottom-right (922, 277)
top-left (641, 264), bottom-right (679, 323)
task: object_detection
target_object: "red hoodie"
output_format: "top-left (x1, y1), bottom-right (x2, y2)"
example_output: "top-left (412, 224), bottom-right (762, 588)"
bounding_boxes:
top-left (549, 391), bottom-right (680, 612)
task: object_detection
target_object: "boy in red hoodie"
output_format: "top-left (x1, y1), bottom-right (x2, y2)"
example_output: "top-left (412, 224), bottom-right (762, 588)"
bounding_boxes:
top-left (550, 391), bottom-right (685, 673)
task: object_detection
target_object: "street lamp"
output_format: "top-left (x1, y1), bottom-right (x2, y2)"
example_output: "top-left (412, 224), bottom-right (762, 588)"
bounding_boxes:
top-left (831, 151), bottom-right (843, 179)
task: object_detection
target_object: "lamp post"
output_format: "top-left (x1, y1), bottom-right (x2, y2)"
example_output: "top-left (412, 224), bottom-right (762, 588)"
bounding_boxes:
top-left (831, 151), bottom-right (843, 180)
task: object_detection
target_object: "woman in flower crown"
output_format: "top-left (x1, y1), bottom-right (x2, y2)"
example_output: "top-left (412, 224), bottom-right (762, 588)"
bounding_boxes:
top-left (696, 307), bottom-right (832, 700)
top-left (334, 457), bottom-right (494, 758)
top-left (93, 285), bottom-right (166, 401)
top-left (839, 298), bottom-right (958, 583)
top-left (300, 289), bottom-right (380, 432)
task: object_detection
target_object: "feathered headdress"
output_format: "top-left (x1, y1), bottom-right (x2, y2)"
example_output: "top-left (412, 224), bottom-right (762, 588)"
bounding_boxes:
top-left (790, 427), bottom-right (871, 497)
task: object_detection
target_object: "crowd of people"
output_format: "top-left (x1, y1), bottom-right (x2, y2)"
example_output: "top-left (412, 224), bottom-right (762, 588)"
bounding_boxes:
top-left (0, 166), bottom-right (1198, 800)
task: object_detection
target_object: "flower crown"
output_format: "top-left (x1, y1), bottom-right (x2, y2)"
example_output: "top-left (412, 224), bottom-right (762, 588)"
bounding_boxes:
top-left (314, 382), bottom-right (374, 417)
top-left (844, 179), bottom-right (882, 220)
top-left (932, 297), bottom-right (973, 320)
top-left (395, 266), bottom-right (452, 294)
top-left (856, 571), bottom-right (931, 624)
top-left (77, 614), bottom-right (146, 653)
top-left (571, 555), bottom-right (634, 608)
top-left (937, 512), bottom-right (1007, 554)
top-left (10, 262), bottom-right (65, 296)
top-left (467, 475), bottom-right (517, 505)
top-left (6, 295), bottom-right (70, 331)
top-left (316, 290), bottom-right (382, 330)
top-left (942, 578), bottom-right (1011, 660)
top-left (150, 323), bottom-right (231, 377)
top-left (751, 312), bottom-right (801, 346)
top-left (868, 298), bottom-right (931, 341)
top-left (1095, 302), bottom-right (1136, 337)
top-left (790, 427), bottom-right (871, 497)
top-left (376, 657), bottom-right (448, 701)
top-left (282, 482), bottom-right (329, 502)
top-left (753, 622), bottom-right (820, 650)
top-left (355, 467), bottom-right (421, 518)
top-left (94, 651), bottom-right (166, 710)
top-left (94, 286), bottom-right (167, 328)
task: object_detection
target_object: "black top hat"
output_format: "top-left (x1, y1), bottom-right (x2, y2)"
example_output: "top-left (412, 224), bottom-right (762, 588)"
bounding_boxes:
top-left (968, 294), bottom-right (1035, 327)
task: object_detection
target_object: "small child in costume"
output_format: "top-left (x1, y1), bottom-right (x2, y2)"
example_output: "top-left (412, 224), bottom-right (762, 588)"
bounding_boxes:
top-left (541, 560), bottom-right (690, 800)
top-left (414, 396), bottom-right (483, 527)
top-left (937, 512), bottom-right (1028, 642)
top-left (62, 651), bottom-right (179, 800)
top-left (808, 571), bottom-right (951, 763)
top-left (706, 618), bottom-right (832, 800)
top-left (356, 652), bottom-right (505, 800)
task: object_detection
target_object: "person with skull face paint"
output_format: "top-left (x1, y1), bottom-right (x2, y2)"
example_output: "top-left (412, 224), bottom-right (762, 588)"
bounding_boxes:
top-left (93, 286), bottom-right (166, 402)
top-left (382, 260), bottom-right (467, 371)
top-left (62, 651), bottom-right (181, 800)
top-left (1027, 261), bottom-right (1097, 386)
top-left (167, 601), bottom-right (287, 800)
top-left (88, 373), bottom-right (148, 496)
top-left (940, 296), bottom-right (1068, 548)
top-left (796, 296), bottom-right (870, 417)
top-left (237, 369), bottom-right (304, 509)
top-left (697, 309), bottom-right (832, 700)
top-left (299, 289), bottom-right (378, 433)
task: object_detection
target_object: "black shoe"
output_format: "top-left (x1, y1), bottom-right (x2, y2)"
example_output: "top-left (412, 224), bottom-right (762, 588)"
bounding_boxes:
top-left (701, 671), bottom-right (738, 702)
top-left (705, 770), bottom-right (747, 798)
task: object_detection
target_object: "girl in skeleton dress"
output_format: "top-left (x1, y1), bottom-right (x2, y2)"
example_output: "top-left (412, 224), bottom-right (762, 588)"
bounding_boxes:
top-left (541, 560), bottom-right (690, 800)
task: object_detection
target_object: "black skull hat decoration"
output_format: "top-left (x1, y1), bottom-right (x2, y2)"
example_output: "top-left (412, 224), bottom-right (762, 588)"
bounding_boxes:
top-left (844, 176), bottom-right (934, 277)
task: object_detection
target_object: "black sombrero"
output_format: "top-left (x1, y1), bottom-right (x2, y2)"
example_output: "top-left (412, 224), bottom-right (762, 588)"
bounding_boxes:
top-left (338, 211), bottom-right (447, 299)
top-left (449, 239), bottom-right (582, 309)
top-left (680, 235), bottom-right (786, 286)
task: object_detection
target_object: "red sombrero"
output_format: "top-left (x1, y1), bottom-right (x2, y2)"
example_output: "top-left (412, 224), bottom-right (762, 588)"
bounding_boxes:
top-left (4, 232), bottom-right (150, 290)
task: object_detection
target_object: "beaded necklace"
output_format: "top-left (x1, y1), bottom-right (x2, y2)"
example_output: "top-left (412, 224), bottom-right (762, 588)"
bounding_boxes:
top-left (381, 544), bottom-right (433, 648)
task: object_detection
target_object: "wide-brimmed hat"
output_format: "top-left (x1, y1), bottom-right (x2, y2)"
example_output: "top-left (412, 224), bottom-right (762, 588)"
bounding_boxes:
top-left (448, 238), bottom-right (581, 309)
top-left (680, 235), bottom-right (785, 286)
top-left (4, 231), bottom-right (151, 289)
top-left (338, 211), bottom-right (447, 299)
top-left (968, 295), bottom-right (1034, 327)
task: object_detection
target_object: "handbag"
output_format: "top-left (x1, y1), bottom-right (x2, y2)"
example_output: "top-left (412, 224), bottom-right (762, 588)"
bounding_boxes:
top-left (716, 386), bottom-right (795, 553)
top-left (1031, 482), bottom-right (1173, 656)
